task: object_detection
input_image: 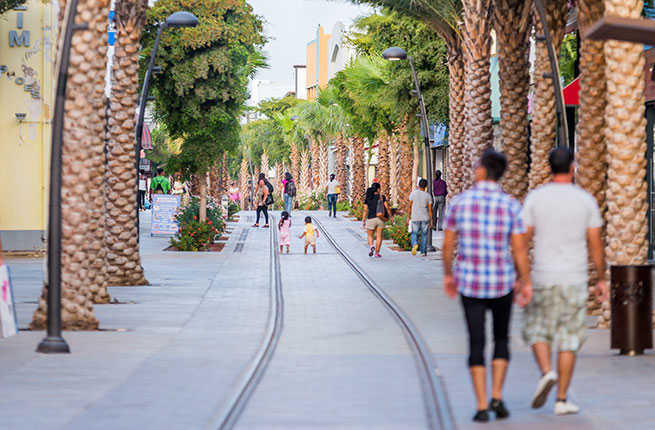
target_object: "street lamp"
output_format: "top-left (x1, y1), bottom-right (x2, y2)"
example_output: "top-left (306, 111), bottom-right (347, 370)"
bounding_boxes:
top-left (382, 46), bottom-right (436, 252)
top-left (134, 11), bottom-right (199, 233)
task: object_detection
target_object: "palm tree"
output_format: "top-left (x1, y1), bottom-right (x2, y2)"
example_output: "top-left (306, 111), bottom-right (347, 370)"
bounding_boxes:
top-left (32, 0), bottom-right (109, 329)
top-left (105, 0), bottom-right (149, 286)
top-left (377, 134), bottom-right (390, 199)
top-left (389, 135), bottom-right (400, 206)
top-left (300, 148), bottom-right (311, 195)
top-left (239, 158), bottom-right (250, 210)
top-left (290, 143), bottom-right (300, 185)
top-left (600, 0), bottom-right (648, 327)
top-left (335, 136), bottom-right (349, 202)
top-left (398, 122), bottom-right (414, 214)
top-left (351, 137), bottom-right (366, 203)
top-left (528, 0), bottom-right (568, 191)
top-left (493, 0), bottom-right (531, 200)
top-left (260, 151), bottom-right (269, 178)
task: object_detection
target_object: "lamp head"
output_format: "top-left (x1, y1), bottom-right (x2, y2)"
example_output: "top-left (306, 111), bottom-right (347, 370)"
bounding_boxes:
top-left (165, 11), bottom-right (199, 28)
top-left (382, 46), bottom-right (407, 61)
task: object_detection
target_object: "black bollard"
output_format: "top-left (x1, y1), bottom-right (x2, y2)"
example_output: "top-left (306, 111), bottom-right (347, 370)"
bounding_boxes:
top-left (610, 265), bottom-right (653, 355)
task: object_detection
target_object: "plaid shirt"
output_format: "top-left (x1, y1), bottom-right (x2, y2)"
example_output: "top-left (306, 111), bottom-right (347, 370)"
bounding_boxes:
top-left (445, 181), bottom-right (525, 298)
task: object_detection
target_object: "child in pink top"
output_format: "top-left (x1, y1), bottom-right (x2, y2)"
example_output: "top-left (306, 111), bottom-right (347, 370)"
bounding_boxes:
top-left (278, 211), bottom-right (291, 253)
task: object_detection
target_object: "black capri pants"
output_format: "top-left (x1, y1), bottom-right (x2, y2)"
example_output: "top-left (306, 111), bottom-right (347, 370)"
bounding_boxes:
top-left (460, 291), bottom-right (513, 367)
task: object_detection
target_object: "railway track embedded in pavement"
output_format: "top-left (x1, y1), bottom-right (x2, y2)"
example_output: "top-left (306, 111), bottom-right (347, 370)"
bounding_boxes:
top-left (313, 216), bottom-right (457, 430)
top-left (213, 216), bottom-right (284, 429)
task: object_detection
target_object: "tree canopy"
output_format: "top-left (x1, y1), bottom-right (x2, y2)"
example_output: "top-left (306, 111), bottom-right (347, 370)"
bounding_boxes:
top-left (142, 0), bottom-right (265, 178)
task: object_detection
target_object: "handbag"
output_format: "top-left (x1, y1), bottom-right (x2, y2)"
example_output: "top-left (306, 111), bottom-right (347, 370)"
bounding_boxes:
top-left (265, 193), bottom-right (274, 206)
top-left (376, 196), bottom-right (388, 222)
top-left (335, 186), bottom-right (341, 194)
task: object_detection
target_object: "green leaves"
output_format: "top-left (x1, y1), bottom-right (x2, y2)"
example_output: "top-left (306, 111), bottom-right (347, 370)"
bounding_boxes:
top-left (142, 0), bottom-right (265, 179)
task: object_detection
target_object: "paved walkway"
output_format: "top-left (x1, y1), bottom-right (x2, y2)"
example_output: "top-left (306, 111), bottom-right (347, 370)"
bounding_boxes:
top-left (0, 210), bottom-right (653, 429)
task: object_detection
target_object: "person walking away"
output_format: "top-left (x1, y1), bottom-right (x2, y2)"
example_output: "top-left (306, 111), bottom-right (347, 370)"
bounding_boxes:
top-left (442, 148), bottom-right (532, 422)
top-left (282, 172), bottom-right (296, 214)
top-left (278, 211), bottom-right (291, 254)
top-left (433, 170), bottom-right (448, 230)
top-left (253, 178), bottom-right (269, 228)
top-left (325, 173), bottom-right (340, 218)
top-left (299, 216), bottom-right (319, 254)
top-left (362, 182), bottom-right (391, 258)
top-left (149, 167), bottom-right (171, 202)
top-left (521, 148), bottom-right (608, 416)
top-left (408, 178), bottom-right (433, 256)
top-left (138, 172), bottom-right (147, 210)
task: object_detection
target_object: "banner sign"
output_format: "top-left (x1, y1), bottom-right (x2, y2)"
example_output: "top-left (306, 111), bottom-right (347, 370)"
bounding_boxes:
top-left (0, 265), bottom-right (18, 338)
top-left (151, 194), bottom-right (181, 237)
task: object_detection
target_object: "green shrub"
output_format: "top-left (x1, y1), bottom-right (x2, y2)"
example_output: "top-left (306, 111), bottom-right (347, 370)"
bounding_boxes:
top-left (228, 201), bottom-right (240, 220)
top-left (175, 197), bottom-right (224, 230)
top-left (170, 219), bottom-right (221, 251)
top-left (348, 200), bottom-right (364, 219)
top-left (388, 214), bottom-right (411, 250)
top-left (336, 200), bottom-right (351, 212)
top-left (297, 191), bottom-right (326, 210)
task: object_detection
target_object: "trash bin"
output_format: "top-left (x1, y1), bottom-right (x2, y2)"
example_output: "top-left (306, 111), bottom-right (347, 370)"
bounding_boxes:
top-left (610, 265), bottom-right (653, 355)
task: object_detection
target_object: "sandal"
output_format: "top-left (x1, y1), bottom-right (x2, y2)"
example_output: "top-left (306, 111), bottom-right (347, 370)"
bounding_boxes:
top-left (252, 224), bottom-right (259, 227)
top-left (263, 224), bottom-right (269, 228)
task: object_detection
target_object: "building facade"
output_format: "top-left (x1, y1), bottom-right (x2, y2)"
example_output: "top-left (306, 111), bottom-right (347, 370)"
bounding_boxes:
top-left (305, 25), bottom-right (330, 101)
top-left (0, 0), bottom-right (55, 251)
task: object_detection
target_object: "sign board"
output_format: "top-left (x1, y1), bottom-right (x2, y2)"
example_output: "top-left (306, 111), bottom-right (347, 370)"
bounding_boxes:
top-left (151, 194), bottom-right (181, 237)
top-left (0, 265), bottom-right (18, 338)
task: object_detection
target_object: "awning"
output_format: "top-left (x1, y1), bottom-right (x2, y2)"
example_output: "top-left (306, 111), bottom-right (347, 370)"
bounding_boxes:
top-left (563, 77), bottom-right (580, 107)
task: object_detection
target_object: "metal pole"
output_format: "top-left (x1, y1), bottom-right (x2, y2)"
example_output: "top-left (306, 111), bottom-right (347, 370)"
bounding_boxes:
top-left (135, 23), bottom-right (165, 238)
top-left (37, 0), bottom-right (87, 354)
top-left (408, 57), bottom-right (436, 252)
top-left (533, 0), bottom-right (569, 148)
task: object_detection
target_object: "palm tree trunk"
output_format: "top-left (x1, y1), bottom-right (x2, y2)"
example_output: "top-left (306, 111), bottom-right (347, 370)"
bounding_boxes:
top-left (310, 137), bottom-right (321, 191)
top-left (600, 0), bottom-right (648, 327)
top-left (462, 0), bottom-right (493, 187)
top-left (199, 172), bottom-right (208, 222)
top-left (300, 149), bottom-right (311, 196)
top-left (319, 139), bottom-right (329, 189)
top-left (105, 0), bottom-right (148, 286)
top-left (577, 0), bottom-right (608, 316)
top-left (222, 153), bottom-right (228, 196)
top-left (446, 43), bottom-right (467, 197)
top-left (290, 143), bottom-right (300, 185)
top-left (351, 137), bottom-right (366, 203)
top-left (389, 135), bottom-right (400, 207)
top-left (377, 134), bottom-right (390, 199)
top-left (209, 161), bottom-right (220, 202)
top-left (260, 152), bottom-right (269, 178)
top-left (493, 0), bottom-right (531, 201)
top-left (529, 0), bottom-right (568, 190)
top-left (399, 126), bottom-right (413, 215)
top-left (335, 135), bottom-right (348, 202)
top-left (411, 134), bottom-right (420, 190)
top-left (32, 0), bottom-right (106, 329)
top-left (239, 158), bottom-right (249, 210)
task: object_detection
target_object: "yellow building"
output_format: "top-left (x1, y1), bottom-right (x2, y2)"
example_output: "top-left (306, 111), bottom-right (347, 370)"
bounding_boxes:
top-left (305, 25), bottom-right (330, 101)
top-left (0, 0), bottom-right (55, 251)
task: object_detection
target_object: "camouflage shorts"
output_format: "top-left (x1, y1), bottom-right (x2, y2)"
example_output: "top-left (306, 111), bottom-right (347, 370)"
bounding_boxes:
top-left (522, 283), bottom-right (588, 352)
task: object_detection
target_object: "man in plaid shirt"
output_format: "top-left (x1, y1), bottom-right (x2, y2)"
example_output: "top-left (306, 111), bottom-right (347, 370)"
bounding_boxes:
top-left (443, 148), bottom-right (532, 423)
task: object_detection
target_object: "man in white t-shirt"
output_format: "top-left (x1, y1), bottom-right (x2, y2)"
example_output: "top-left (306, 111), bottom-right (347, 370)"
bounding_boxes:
top-left (521, 148), bottom-right (608, 416)
top-left (138, 172), bottom-right (147, 210)
top-left (408, 178), bottom-right (433, 256)
top-left (325, 174), bottom-right (340, 218)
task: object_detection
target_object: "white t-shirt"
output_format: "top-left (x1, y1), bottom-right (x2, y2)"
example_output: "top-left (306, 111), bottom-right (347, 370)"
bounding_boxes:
top-left (326, 180), bottom-right (339, 194)
top-left (138, 179), bottom-right (147, 191)
top-left (409, 189), bottom-right (433, 222)
top-left (521, 183), bottom-right (602, 286)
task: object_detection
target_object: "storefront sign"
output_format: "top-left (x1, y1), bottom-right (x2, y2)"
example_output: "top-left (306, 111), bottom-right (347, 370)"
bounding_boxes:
top-left (0, 265), bottom-right (18, 338)
top-left (151, 194), bottom-right (181, 237)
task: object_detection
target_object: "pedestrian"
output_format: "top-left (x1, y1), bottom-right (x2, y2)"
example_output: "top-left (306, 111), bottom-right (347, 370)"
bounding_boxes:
top-left (298, 215), bottom-right (319, 254)
top-left (282, 172), bottom-right (296, 214)
top-left (325, 173), bottom-right (339, 218)
top-left (149, 167), bottom-right (171, 201)
top-left (252, 178), bottom-right (269, 228)
top-left (278, 210), bottom-right (291, 254)
top-left (433, 170), bottom-right (448, 231)
top-left (521, 148), bottom-right (608, 416)
top-left (138, 171), bottom-right (147, 210)
top-left (408, 178), bottom-right (433, 256)
top-left (362, 182), bottom-right (390, 258)
top-left (442, 148), bottom-right (532, 422)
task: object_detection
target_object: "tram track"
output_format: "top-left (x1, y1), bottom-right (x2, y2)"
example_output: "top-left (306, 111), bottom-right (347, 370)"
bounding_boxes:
top-left (213, 216), bottom-right (284, 429)
top-left (313, 216), bottom-right (457, 430)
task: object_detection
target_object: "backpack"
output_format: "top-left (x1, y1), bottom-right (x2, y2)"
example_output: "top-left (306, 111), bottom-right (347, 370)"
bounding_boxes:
top-left (265, 180), bottom-right (274, 195)
top-left (265, 180), bottom-right (274, 205)
top-left (286, 181), bottom-right (297, 197)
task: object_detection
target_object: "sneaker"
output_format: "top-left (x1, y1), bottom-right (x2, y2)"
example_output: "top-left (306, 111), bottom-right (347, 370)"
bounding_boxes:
top-left (554, 400), bottom-right (580, 416)
top-left (375, 253), bottom-right (382, 258)
top-left (490, 399), bottom-right (510, 419)
top-left (411, 244), bottom-right (418, 255)
top-left (472, 409), bottom-right (490, 422)
top-left (532, 370), bottom-right (557, 409)
top-left (369, 246), bottom-right (375, 257)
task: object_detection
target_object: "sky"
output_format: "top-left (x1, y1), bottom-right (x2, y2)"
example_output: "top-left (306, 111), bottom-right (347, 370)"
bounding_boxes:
top-left (247, 0), bottom-right (373, 95)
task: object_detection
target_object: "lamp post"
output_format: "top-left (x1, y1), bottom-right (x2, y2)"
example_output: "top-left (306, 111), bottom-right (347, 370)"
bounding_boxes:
top-left (36, 0), bottom-right (90, 354)
top-left (382, 46), bottom-right (436, 252)
top-left (134, 11), bottom-right (198, 233)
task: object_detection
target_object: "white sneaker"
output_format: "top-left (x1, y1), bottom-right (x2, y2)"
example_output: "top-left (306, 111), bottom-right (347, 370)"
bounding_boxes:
top-left (531, 370), bottom-right (557, 409)
top-left (554, 400), bottom-right (580, 415)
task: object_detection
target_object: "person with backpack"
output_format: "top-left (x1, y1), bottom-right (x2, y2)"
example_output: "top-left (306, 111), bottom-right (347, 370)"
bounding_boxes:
top-left (253, 178), bottom-right (270, 228)
top-left (282, 172), bottom-right (296, 214)
top-left (362, 182), bottom-right (390, 258)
